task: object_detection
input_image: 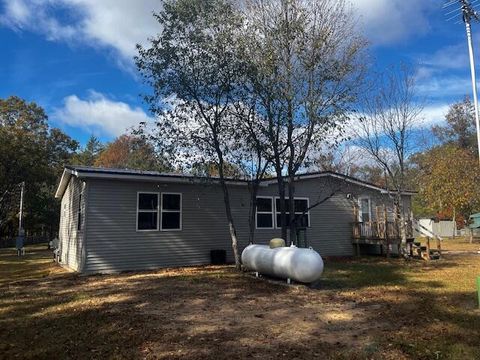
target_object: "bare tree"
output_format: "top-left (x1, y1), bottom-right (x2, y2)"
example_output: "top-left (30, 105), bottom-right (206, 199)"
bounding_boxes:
top-left (241, 0), bottom-right (367, 243)
top-left (229, 104), bottom-right (273, 244)
top-left (135, 0), bottom-right (248, 269)
top-left (354, 64), bottom-right (424, 251)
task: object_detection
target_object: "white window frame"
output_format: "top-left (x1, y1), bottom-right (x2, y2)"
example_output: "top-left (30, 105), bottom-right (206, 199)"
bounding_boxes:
top-left (274, 197), bottom-right (310, 229)
top-left (161, 192), bottom-right (182, 231)
top-left (136, 192), bottom-right (159, 232)
top-left (255, 196), bottom-right (274, 229)
top-left (358, 196), bottom-right (372, 222)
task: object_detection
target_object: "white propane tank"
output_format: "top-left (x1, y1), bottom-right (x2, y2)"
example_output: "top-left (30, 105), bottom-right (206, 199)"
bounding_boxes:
top-left (241, 244), bottom-right (324, 283)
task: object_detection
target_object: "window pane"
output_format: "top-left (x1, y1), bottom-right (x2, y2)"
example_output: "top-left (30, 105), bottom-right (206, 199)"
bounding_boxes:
top-left (361, 199), bottom-right (370, 222)
top-left (162, 194), bottom-right (181, 211)
top-left (257, 214), bottom-right (273, 228)
top-left (294, 199), bottom-right (308, 213)
top-left (362, 211), bottom-right (370, 222)
top-left (256, 198), bottom-right (272, 212)
top-left (138, 212), bottom-right (158, 230)
top-left (139, 193), bottom-right (158, 210)
top-left (162, 212), bottom-right (180, 229)
top-left (276, 213), bottom-right (292, 227)
top-left (275, 198), bottom-right (290, 211)
top-left (361, 198), bottom-right (369, 211)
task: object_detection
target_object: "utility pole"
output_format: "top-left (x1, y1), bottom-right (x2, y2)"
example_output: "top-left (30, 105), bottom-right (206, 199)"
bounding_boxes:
top-left (18, 181), bottom-right (24, 235)
top-left (16, 182), bottom-right (25, 256)
top-left (446, 0), bottom-right (480, 162)
top-left (462, 0), bottom-right (480, 163)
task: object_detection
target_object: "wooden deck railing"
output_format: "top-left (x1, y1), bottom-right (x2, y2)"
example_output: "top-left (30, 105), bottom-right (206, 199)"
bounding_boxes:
top-left (352, 220), bottom-right (414, 242)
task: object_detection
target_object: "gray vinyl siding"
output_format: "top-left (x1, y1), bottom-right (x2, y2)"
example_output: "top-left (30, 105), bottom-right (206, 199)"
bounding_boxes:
top-left (70, 175), bottom-right (412, 273)
top-left (84, 179), bottom-right (251, 273)
top-left (58, 177), bottom-right (85, 271)
top-left (253, 178), bottom-right (404, 256)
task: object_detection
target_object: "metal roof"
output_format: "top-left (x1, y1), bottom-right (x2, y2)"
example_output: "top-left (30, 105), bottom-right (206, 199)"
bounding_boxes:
top-left (55, 165), bottom-right (417, 199)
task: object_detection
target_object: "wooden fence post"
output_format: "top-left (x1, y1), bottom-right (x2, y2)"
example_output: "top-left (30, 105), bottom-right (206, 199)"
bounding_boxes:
top-left (426, 237), bottom-right (431, 261)
top-left (436, 237), bottom-right (442, 257)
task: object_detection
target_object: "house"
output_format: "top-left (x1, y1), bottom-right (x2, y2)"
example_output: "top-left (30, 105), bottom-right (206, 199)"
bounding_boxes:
top-left (54, 165), bottom-right (415, 273)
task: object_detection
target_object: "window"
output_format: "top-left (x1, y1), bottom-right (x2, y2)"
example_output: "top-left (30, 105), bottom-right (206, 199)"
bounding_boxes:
top-left (256, 197), bottom-right (274, 229)
top-left (275, 198), bottom-right (310, 228)
top-left (161, 193), bottom-right (182, 230)
top-left (137, 193), bottom-right (159, 230)
top-left (359, 197), bottom-right (371, 222)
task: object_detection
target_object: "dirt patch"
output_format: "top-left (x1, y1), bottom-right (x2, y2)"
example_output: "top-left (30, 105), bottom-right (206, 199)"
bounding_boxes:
top-left (1, 245), bottom-right (479, 359)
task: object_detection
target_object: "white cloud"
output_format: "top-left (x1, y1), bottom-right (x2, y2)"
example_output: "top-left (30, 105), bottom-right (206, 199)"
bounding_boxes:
top-left (0, 0), bottom-right (161, 59)
top-left (0, 0), bottom-right (439, 62)
top-left (54, 91), bottom-right (153, 136)
top-left (0, 0), bottom-right (78, 40)
top-left (421, 104), bottom-right (450, 126)
top-left (417, 76), bottom-right (472, 99)
top-left (0, 0), bottom-right (30, 27)
top-left (353, 0), bottom-right (436, 45)
top-left (418, 43), bottom-right (469, 71)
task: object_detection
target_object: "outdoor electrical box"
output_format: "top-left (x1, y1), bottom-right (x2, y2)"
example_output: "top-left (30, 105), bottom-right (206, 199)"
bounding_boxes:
top-left (16, 229), bottom-right (25, 256)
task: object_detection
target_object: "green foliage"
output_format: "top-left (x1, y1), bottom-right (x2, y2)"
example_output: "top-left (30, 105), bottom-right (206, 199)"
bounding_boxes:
top-left (432, 96), bottom-right (477, 152)
top-left (0, 96), bottom-right (78, 238)
top-left (71, 135), bottom-right (104, 166)
top-left (416, 144), bottom-right (480, 219)
top-left (412, 98), bottom-right (480, 219)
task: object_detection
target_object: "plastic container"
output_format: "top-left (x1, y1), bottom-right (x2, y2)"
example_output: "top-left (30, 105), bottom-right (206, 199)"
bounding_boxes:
top-left (210, 249), bottom-right (226, 265)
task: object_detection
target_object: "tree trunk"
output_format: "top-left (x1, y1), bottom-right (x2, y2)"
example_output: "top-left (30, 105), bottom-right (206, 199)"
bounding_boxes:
top-left (247, 181), bottom-right (260, 245)
top-left (274, 164), bottom-right (287, 240)
top-left (219, 179), bottom-right (241, 269)
top-left (288, 175), bottom-right (296, 246)
top-left (216, 144), bottom-right (241, 270)
top-left (383, 204), bottom-right (390, 258)
top-left (396, 193), bottom-right (407, 256)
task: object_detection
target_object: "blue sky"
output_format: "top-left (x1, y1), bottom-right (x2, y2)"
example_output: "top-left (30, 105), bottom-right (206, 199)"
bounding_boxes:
top-left (0, 0), bottom-right (479, 145)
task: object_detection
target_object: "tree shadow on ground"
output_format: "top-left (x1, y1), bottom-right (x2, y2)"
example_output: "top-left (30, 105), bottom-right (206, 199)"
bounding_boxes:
top-left (1, 247), bottom-right (479, 359)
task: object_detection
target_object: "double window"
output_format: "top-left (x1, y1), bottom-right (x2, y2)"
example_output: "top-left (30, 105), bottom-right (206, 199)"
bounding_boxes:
top-left (137, 192), bottom-right (182, 231)
top-left (255, 196), bottom-right (310, 229)
top-left (275, 198), bottom-right (310, 228)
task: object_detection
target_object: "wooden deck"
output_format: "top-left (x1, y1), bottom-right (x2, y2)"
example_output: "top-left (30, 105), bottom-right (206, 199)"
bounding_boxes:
top-left (352, 221), bottom-right (414, 255)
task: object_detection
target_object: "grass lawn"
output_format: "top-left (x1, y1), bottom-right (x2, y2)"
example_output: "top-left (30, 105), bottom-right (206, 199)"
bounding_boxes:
top-left (419, 237), bottom-right (480, 252)
top-left (1, 244), bottom-right (479, 359)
